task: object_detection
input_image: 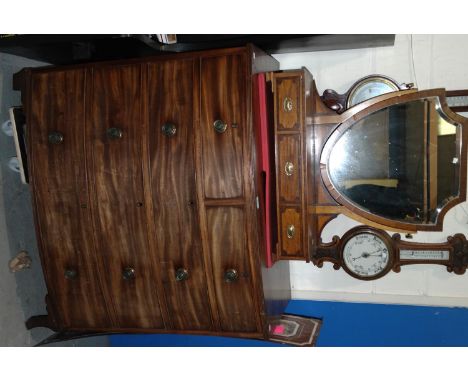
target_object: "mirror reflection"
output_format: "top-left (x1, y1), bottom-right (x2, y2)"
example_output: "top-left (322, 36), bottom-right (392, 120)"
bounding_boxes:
top-left (328, 97), bottom-right (460, 224)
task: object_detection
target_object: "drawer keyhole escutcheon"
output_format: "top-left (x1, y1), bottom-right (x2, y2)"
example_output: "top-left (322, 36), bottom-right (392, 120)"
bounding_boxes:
top-left (287, 224), bottom-right (296, 239)
top-left (284, 161), bottom-right (294, 176)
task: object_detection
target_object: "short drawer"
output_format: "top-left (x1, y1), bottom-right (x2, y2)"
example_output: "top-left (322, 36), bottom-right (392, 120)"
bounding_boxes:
top-left (275, 76), bottom-right (302, 130)
top-left (279, 207), bottom-right (303, 257)
top-left (277, 134), bottom-right (301, 204)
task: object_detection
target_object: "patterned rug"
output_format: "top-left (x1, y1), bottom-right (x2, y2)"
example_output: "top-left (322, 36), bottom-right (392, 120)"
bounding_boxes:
top-left (268, 314), bottom-right (322, 346)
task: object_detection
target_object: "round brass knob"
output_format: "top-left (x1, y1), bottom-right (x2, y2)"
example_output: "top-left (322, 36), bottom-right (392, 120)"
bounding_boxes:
top-left (64, 268), bottom-right (78, 280)
top-left (161, 122), bottom-right (177, 137)
top-left (224, 269), bottom-right (239, 283)
top-left (175, 268), bottom-right (189, 282)
top-left (122, 267), bottom-right (135, 281)
top-left (283, 97), bottom-right (293, 112)
top-left (107, 127), bottom-right (123, 140)
top-left (213, 119), bottom-right (227, 133)
top-left (48, 131), bottom-right (64, 144)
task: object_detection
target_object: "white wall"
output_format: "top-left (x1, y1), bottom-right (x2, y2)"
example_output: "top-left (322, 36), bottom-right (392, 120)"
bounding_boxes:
top-left (273, 34), bottom-right (468, 307)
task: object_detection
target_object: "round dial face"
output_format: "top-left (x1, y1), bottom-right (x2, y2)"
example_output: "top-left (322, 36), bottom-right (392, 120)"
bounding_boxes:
top-left (342, 232), bottom-right (391, 278)
top-left (347, 77), bottom-right (400, 108)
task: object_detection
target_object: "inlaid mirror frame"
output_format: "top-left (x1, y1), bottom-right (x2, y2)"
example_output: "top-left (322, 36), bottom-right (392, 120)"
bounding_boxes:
top-left (319, 88), bottom-right (468, 232)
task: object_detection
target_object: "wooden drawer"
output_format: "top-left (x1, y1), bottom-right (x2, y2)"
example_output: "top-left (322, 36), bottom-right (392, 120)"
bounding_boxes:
top-left (275, 75), bottom-right (302, 131)
top-left (277, 134), bottom-right (302, 204)
top-left (273, 70), bottom-right (308, 261)
top-left (279, 207), bottom-right (303, 257)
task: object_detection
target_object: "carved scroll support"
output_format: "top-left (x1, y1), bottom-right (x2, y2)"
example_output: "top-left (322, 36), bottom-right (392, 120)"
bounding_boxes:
top-left (312, 235), bottom-right (341, 270)
top-left (447, 234), bottom-right (468, 275)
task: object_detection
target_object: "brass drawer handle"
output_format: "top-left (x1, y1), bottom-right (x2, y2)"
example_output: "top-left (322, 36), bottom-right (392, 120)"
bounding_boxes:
top-left (175, 267), bottom-right (189, 282)
top-left (284, 161), bottom-right (294, 176)
top-left (107, 127), bottom-right (123, 140)
top-left (213, 119), bottom-right (227, 133)
top-left (283, 97), bottom-right (293, 112)
top-left (287, 224), bottom-right (296, 239)
top-left (64, 268), bottom-right (78, 280)
top-left (122, 267), bottom-right (135, 281)
top-left (48, 131), bottom-right (64, 144)
top-left (224, 269), bottom-right (239, 283)
top-left (161, 122), bottom-right (177, 137)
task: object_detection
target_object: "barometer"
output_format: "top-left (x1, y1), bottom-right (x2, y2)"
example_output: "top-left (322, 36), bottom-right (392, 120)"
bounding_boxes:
top-left (346, 75), bottom-right (401, 108)
top-left (341, 228), bottom-right (394, 280)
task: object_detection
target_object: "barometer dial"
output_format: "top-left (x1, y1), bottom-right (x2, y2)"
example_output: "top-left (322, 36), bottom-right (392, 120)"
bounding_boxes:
top-left (346, 75), bottom-right (400, 108)
top-left (341, 229), bottom-right (393, 280)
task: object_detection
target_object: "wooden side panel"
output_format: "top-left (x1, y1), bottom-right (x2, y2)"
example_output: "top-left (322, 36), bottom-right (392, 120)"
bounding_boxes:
top-left (30, 70), bottom-right (110, 328)
top-left (148, 60), bottom-right (213, 331)
top-left (200, 54), bottom-right (245, 199)
top-left (278, 134), bottom-right (302, 204)
top-left (88, 64), bottom-right (164, 329)
top-left (206, 207), bottom-right (258, 333)
top-left (276, 76), bottom-right (302, 130)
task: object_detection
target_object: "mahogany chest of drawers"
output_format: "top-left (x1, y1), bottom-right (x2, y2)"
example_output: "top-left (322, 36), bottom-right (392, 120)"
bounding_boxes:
top-left (14, 45), bottom-right (291, 339)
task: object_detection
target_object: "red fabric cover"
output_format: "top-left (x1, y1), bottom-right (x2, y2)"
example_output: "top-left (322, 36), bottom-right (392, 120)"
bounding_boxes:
top-left (253, 73), bottom-right (273, 267)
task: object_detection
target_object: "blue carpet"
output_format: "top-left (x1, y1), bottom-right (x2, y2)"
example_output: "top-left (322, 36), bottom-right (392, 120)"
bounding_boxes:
top-left (109, 299), bottom-right (468, 346)
top-left (286, 300), bottom-right (468, 346)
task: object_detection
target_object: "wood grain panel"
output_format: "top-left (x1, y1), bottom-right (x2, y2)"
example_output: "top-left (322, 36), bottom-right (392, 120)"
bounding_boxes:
top-left (200, 54), bottom-right (245, 199)
top-left (148, 60), bottom-right (213, 331)
top-left (206, 207), bottom-right (258, 333)
top-left (34, 194), bottom-right (111, 328)
top-left (30, 70), bottom-right (87, 192)
top-left (276, 76), bottom-right (301, 130)
top-left (30, 69), bottom-right (110, 328)
top-left (88, 64), bottom-right (164, 329)
top-left (280, 207), bottom-right (303, 257)
top-left (278, 134), bottom-right (302, 203)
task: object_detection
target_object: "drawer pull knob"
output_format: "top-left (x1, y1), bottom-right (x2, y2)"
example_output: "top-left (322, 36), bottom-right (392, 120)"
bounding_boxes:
top-left (224, 268), bottom-right (239, 283)
top-left (175, 268), bottom-right (189, 282)
top-left (284, 161), bottom-right (294, 176)
top-left (64, 268), bottom-right (78, 280)
top-left (283, 97), bottom-right (293, 112)
top-left (48, 131), bottom-right (64, 144)
top-left (287, 224), bottom-right (296, 239)
top-left (107, 127), bottom-right (123, 140)
top-left (161, 122), bottom-right (177, 137)
top-left (122, 267), bottom-right (135, 281)
top-left (213, 119), bottom-right (228, 133)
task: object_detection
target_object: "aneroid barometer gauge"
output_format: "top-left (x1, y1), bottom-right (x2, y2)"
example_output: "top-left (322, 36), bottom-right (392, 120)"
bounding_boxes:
top-left (346, 75), bottom-right (401, 108)
top-left (341, 228), bottom-right (394, 280)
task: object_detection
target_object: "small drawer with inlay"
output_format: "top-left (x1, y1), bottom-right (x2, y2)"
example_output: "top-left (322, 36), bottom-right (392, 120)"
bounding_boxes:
top-left (275, 75), bottom-right (302, 130)
top-left (279, 207), bottom-right (303, 258)
top-left (277, 134), bottom-right (301, 204)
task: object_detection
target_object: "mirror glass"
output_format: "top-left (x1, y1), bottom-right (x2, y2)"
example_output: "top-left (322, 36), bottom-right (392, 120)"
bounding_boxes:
top-left (328, 97), bottom-right (461, 224)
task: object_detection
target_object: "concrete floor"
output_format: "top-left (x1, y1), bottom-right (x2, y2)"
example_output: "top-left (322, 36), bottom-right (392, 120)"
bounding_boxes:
top-left (0, 52), bottom-right (107, 346)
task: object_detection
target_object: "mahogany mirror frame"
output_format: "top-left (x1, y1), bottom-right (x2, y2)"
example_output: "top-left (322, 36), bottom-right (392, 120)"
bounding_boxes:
top-left (319, 88), bottom-right (468, 232)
